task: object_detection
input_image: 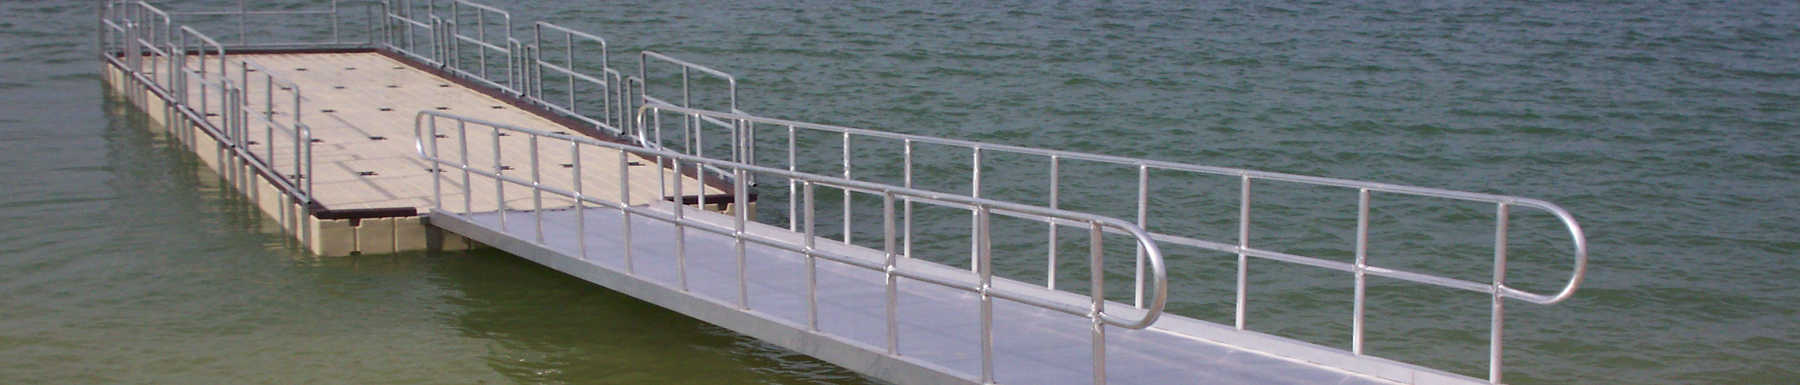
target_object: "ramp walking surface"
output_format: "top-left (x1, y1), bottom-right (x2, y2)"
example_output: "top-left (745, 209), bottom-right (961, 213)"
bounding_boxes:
top-left (435, 205), bottom-right (1397, 385)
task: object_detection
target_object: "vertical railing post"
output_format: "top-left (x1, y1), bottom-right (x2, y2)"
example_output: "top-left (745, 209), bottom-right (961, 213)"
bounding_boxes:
top-left (787, 124), bottom-right (797, 232)
top-left (304, 123), bottom-right (313, 200)
top-left (1353, 188), bottom-right (1370, 355)
top-left (1491, 202), bottom-right (1511, 384)
top-left (1089, 221), bottom-right (1107, 385)
top-left (842, 132), bottom-right (852, 244)
top-left (1236, 174), bottom-right (1251, 330)
top-left (673, 158), bottom-right (689, 291)
top-left (330, 0), bottom-right (340, 43)
top-left (1047, 155), bottom-right (1060, 290)
top-left (530, 135), bottom-right (543, 243)
top-left (459, 120), bottom-right (471, 213)
top-left (493, 126), bottom-right (505, 226)
top-left (429, 117), bottom-right (441, 211)
top-left (564, 32), bottom-right (575, 113)
top-left (969, 147), bottom-right (981, 272)
top-left (691, 114), bottom-right (706, 212)
top-left (1135, 164), bottom-right (1148, 308)
top-left (882, 192), bottom-right (898, 355)
top-left (619, 149), bottom-right (633, 274)
top-left (902, 139), bottom-right (913, 259)
top-left (803, 181), bottom-right (818, 330)
top-left (573, 140), bottom-right (586, 260)
top-left (977, 206), bottom-right (994, 385)
top-left (236, 0), bottom-right (246, 46)
top-left (735, 166), bottom-right (750, 310)
top-left (262, 72), bottom-right (274, 165)
top-left (476, 9), bottom-right (486, 79)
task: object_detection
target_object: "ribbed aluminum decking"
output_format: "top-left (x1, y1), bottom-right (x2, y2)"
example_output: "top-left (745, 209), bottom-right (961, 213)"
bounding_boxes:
top-left (434, 204), bottom-right (1406, 385)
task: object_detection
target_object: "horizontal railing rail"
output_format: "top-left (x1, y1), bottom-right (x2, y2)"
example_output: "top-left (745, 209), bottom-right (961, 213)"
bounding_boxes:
top-left (161, 0), bottom-right (379, 49)
top-left (441, 0), bottom-right (515, 94)
top-left (633, 105), bottom-right (1588, 384)
top-left (415, 109), bottom-right (1168, 384)
top-left (636, 50), bottom-right (746, 137)
top-left (380, 0), bottom-right (441, 66)
top-left (235, 59), bottom-right (316, 200)
top-left (527, 21), bottom-right (629, 136)
top-left (631, 51), bottom-right (755, 207)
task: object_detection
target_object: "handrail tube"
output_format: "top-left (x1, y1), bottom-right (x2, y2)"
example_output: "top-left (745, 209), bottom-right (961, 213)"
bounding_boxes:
top-left (647, 105), bottom-right (1587, 306)
top-left (451, 33), bottom-right (507, 52)
top-left (535, 61), bottom-right (608, 87)
top-left (638, 51), bottom-right (739, 125)
top-left (526, 21), bottom-right (619, 132)
top-left (159, 0), bottom-right (352, 48)
top-left (413, 109), bottom-right (1169, 329)
top-left (534, 21), bottom-right (609, 66)
top-left (387, 11), bottom-right (432, 28)
top-left (169, 10), bottom-right (335, 16)
top-left (642, 51), bottom-right (737, 81)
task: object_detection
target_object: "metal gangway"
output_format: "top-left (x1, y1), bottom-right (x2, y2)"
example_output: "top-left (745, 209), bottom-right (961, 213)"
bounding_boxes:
top-left (415, 107), bottom-right (1587, 384)
top-left (98, 0), bottom-right (1588, 383)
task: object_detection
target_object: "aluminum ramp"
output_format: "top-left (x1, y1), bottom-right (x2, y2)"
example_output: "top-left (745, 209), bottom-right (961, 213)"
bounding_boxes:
top-left (431, 204), bottom-right (1405, 385)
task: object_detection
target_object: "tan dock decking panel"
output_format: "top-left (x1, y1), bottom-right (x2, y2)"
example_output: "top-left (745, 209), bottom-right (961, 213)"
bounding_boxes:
top-left (181, 52), bottom-right (719, 213)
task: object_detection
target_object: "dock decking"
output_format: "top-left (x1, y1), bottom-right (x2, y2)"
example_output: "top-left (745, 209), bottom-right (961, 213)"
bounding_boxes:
top-left (194, 52), bottom-right (717, 213)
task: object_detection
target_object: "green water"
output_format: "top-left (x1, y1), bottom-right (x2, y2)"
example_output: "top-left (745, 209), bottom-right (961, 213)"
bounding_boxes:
top-left (3, 1), bottom-right (1797, 384)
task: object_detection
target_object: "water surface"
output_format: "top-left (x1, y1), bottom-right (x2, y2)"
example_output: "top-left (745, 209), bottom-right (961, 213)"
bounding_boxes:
top-left (2, 1), bottom-right (1796, 384)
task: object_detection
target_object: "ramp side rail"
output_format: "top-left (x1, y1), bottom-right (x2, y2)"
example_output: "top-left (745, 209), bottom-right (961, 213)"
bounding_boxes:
top-left (641, 106), bottom-right (1589, 384)
top-left (414, 109), bottom-right (1169, 385)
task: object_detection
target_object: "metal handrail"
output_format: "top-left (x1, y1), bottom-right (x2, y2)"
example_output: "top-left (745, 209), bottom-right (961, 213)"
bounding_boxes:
top-left (102, 8), bottom-right (318, 244)
top-left (526, 21), bottom-right (629, 135)
top-left (415, 109), bottom-right (1168, 383)
top-left (630, 51), bottom-right (757, 214)
top-left (163, 0), bottom-right (353, 47)
top-left (440, 0), bottom-right (514, 94)
top-left (381, 0), bottom-right (440, 66)
top-left (633, 105), bottom-right (1588, 384)
top-left (236, 59), bottom-right (314, 201)
top-left (638, 50), bottom-right (745, 129)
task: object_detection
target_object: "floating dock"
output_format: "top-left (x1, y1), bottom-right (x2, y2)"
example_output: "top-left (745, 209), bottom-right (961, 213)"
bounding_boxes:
top-left (98, 1), bottom-right (1589, 384)
top-left (103, 48), bottom-right (733, 256)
